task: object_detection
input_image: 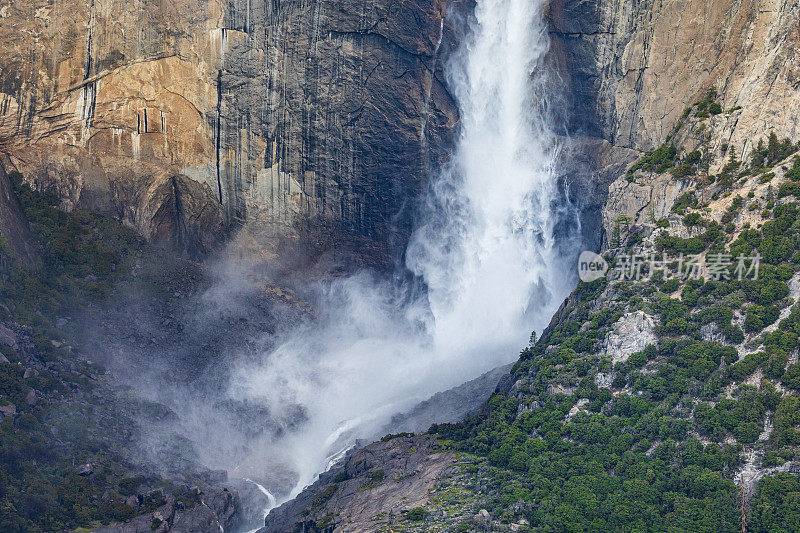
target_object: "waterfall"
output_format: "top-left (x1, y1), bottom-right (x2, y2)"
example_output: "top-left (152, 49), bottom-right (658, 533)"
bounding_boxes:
top-left (407, 0), bottom-right (561, 354)
top-left (230, 0), bottom-right (578, 501)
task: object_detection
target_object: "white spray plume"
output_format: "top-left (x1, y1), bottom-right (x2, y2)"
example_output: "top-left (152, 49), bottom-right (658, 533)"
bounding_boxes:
top-left (231, 0), bottom-right (577, 500)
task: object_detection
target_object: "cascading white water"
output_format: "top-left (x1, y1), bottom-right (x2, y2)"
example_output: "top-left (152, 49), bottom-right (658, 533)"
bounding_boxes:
top-left (242, 478), bottom-right (277, 533)
top-left (407, 0), bottom-right (561, 354)
top-left (230, 0), bottom-right (576, 502)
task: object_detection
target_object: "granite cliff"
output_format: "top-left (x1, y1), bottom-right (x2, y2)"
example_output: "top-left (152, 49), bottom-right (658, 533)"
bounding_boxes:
top-left (3, 0), bottom-right (800, 531)
top-left (552, 0), bottom-right (800, 160)
top-left (2, 0), bottom-right (799, 262)
top-left (0, 0), bottom-right (457, 262)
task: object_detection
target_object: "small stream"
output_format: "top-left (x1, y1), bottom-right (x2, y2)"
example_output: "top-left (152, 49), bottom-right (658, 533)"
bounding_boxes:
top-left (241, 478), bottom-right (277, 533)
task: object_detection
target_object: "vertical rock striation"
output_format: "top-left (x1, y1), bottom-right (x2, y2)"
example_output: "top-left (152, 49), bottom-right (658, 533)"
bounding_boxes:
top-left (0, 0), bottom-right (457, 261)
top-left (550, 0), bottom-right (800, 159)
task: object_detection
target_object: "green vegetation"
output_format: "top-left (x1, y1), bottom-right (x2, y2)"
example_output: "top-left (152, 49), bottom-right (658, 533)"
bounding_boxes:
top-left (381, 432), bottom-right (414, 441)
top-left (312, 484), bottom-right (338, 508)
top-left (0, 174), bottom-right (179, 532)
top-left (749, 473), bottom-right (800, 531)
top-left (683, 212), bottom-right (704, 227)
top-left (628, 144), bottom-right (678, 176)
top-left (316, 513), bottom-right (335, 528)
top-left (1, 172), bottom-right (143, 333)
top-left (671, 150), bottom-right (704, 178)
top-left (433, 390), bottom-right (743, 531)
top-left (672, 192), bottom-right (699, 215)
top-left (693, 88), bottom-right (720, 119)
top-left (406, 507), bottom-right (428, 521)
top-left (785, 156), bottom-right (800, 182)
top-left (427, 190), bottom-right (800, 531)
top-left (750, 133), bottom-right (799, 171)
top-left (0, 355), bottom-right (201, 533)
top-left (656, 222), bottom-right (723, 255)
top-left (744, 305), bottom-right (779, 333)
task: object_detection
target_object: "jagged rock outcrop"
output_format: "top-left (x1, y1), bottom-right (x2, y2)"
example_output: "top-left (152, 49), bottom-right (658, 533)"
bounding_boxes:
top-left (149, 174), bottom-right (226, 258)
top-left (602, 310), bottom-right (657, 364)
top-left (261, 435), bottom-right (456, 533)
top-left (94, 485), bottom-right (240, 533)
top-left (0, 0), bottom-right (457, 262)
top-left (0, 157), bottom-right (38, 267)
top-left (382, 363), bottom-right (514, 435)
top-left (601, 171), bottom-right (692, 246)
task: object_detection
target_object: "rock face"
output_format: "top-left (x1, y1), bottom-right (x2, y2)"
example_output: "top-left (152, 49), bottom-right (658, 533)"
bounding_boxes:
top-left (2, 0), bottom-right (799, 261)
top-left (261, 435), bottom-right (456, 533)
top-left (601, 171), bottom-right (692, 247)
top-left (382, 363), bottom-right (514, 435)
top-left (602, 311), bottom-right (657, 364)
top-left (550, 0), bottom-right (800, 163)
top-left (0, 159), bottom-right (38, 267)
top-left (93, 486), bottom-right (240, 533)
top-left (0, 0), bottom-right (456, 261)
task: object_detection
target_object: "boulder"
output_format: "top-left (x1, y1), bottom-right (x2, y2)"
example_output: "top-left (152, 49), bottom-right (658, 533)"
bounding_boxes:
top-left (0, 403), bottom-right (17, 418)
top-left (25, 390), bottom-right (37, 406)
top-left (0, 323), bottom-right (18, 349)
top-left (603, 311), bottom-right (657, 364)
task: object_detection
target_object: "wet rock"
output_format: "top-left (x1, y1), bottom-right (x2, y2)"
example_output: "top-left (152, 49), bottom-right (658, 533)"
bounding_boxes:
top-left (383, 363), bottom-right (513, 434)
top-left (203, 487), bottom-right (239, 529)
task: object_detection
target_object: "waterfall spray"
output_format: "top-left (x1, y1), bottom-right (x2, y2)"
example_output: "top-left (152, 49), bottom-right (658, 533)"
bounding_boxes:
top-left (230, 0), bottom-right (578, 503)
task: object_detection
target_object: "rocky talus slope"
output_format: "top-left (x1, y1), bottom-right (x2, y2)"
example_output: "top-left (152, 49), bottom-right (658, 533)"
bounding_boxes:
top-left (262, 436), bottom-right (458, 533)
top-left (0, 161), bottom-right (507, 533)
top-left (0, 169), bottom-right (303, 532)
